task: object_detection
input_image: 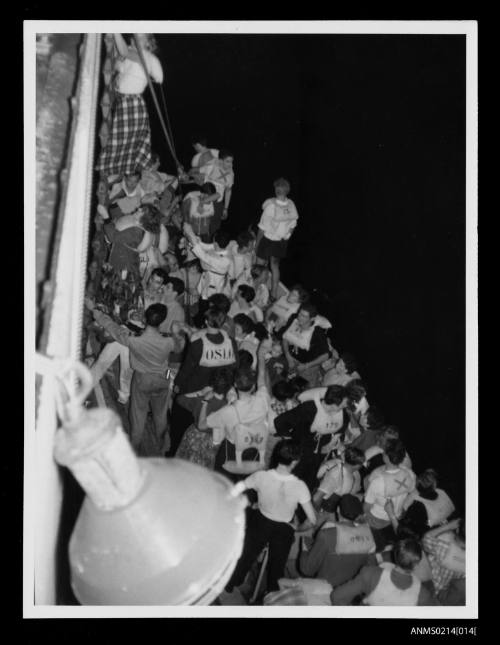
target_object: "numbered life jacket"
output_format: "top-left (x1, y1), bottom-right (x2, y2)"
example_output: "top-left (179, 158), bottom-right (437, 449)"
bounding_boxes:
top-left (223, 400), bottom-right (270, 473)
top-left (198, 329), bottom-right (236, 368)
top-left (364, 563), bottom-right (421, 606)
top-left (335, 522), bottom-right (376, 555)
top-left (414, 489), bottom-right (455, 528)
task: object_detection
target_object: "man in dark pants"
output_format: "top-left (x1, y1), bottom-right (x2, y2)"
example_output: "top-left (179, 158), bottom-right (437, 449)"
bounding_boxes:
top-left (86, 300), bottom-right (185, 454)
top-left (223, 440), bottom-right (316, 596)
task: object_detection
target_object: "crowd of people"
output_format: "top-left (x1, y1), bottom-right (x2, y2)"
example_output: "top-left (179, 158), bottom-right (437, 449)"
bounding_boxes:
top-left (82, 33), bottom-right (466, 608)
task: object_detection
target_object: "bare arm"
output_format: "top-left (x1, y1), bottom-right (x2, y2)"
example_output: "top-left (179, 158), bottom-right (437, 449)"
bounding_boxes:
top-left (135, 230), bottom-right (153, 254)
top-left (257, 337), bottom-right (272, 390)
top-left (224, 187), bottom-right (232, 212)
top-left (296, 353), bottom-right (329, 373)
top-left (296, 500), bottom-right (317, 530)
top-left (424, 518), bottom-right (461, 541)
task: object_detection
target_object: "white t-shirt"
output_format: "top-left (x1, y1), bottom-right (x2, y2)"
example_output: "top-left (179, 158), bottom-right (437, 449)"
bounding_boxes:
top-left (115, 50), bottom-right (163, 94)
top-left (207, 385), bottom-right (271, 447)
top-left (365, 466), bottom-right (416, 521)
top-left (245, 469), bottom-right (311, 523)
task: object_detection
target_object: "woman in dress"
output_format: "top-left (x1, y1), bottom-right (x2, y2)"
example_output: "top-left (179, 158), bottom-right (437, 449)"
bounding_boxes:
top-left (96, 33), bottom-right (163, 180)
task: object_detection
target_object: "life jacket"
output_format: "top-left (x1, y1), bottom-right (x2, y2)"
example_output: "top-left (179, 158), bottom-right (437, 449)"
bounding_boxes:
top-left (414, 489), bottom-right (455, 527)
top-left (228, 402), bottom-right (270, 466)
top-left (311, 396), bottom-right (345, 435)
top-left (438, 533), bottom-right (466, 574)
top-left (271, 297), bottom-right (300, 327)
top-left (283, 318), bottom-right (316, 351)
top-left (335, 522), bottom-right (376, 555)
top-left (198, 329), bottom-right (236, 368)
top-left (364, 563), bottom-right (421, 606)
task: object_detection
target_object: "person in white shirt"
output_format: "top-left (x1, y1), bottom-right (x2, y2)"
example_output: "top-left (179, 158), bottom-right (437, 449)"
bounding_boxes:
top-left (223, 439), bottom-right (317, 595)
top-left (255, 178), bottom-right (299, 300)
top-left (198, 149), bottom-right (235, 235)
top-left (364, 440), bottom-right (416, 547)
top-left (183, 222), bottom-right (233, 308)
top-left (96, 33), bottom-right (163, 179)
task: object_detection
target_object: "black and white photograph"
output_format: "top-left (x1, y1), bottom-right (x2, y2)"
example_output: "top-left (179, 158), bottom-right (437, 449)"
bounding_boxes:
top-left (25, 20), bottom-right (478, 621)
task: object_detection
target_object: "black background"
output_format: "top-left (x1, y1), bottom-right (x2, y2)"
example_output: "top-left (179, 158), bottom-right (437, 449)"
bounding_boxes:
top-left (148, 33), bottom-right (466, 510)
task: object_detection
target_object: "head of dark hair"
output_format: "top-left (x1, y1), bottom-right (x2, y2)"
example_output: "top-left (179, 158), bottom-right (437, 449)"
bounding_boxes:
top-left (237, 284), bottom-right (256, 304)
top-left (238, 349), bottom-right (254, 370)
top-left (208, 293), bottom-right (231, 314)
top-left (385, 439), bottom-right (407, 467)
top-left (150, 267), bottom-right (167, 283)
top-left (219, 149), bottom-right (234, 160)
top-left (145, 303), bottom-right (167, 327)
top-left (290, 284), bottom-right (309, 304)
top-left (383, 425), bottom-right (401, 443)
top-left (323, 385), bottom-right (347, 406)
top-left (233, 313), bottom-right (255, 336)
top-left (139, 204), bottom-right (162, 234)
top-left (338, 494), bottom-right (364, 521)
top-left (457, 518), bottom-right (465, 544)
top-left (398, 503), bottom-right (429, 539)
top-left (363, 406), bottom-right (385, 431)
top-left (200, 181), bottom-right (217, 195)
top-left (150, 152), bottom-right (160, 166)
top-left (192, 136), bottom-right (208, 147)
top-left (299, 302), bottom-right (318, 319)
top-left (205, 307), bottom-right (226, 329)
top-left (416, 469), bottom-right (438, 496)
top-left (393, 539), bottom-right (422, 572)
top-left (288, 375), bottom-right (309, 395)
top-left (237, 230), bottom-right (254, 250)
top-left (343, 446), bottom-right (365, 467)
top-left (272, 380), bottom-right (295, 402)
top-left (345, 379), bottom-right (367, 403)
top-left (213, 229), bottom-right (230, 249)
top-left (275, 439), bottom-right (301, 466)
top-left (252, 322), bottom-right (269, 341)
top-left (165, 275), bottom-right (185, 297)
top-left (234, 367), bottom-right (257, 392)
top-left (209, 366), bottom-right (234, 396)
top-left (184, 258), bottom-right (202, 272)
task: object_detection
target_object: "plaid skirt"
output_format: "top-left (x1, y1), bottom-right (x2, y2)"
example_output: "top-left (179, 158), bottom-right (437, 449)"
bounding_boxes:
top-left (97, 93), bottom-right (153, 177)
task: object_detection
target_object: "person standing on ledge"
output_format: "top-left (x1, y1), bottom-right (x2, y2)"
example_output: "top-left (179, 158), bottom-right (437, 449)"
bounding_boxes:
top-left (255, 178), bottom-right (299, 301)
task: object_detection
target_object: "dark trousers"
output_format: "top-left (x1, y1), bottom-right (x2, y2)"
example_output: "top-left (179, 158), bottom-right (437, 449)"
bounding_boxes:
top-left (129, 371), bottom-right (170, 454)
top-left (210, 201), bottom-right (224, 237)
top-left (167, 398), bottom-right (195, 456)
top-left (227, 508), bottom-right (295, 593)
